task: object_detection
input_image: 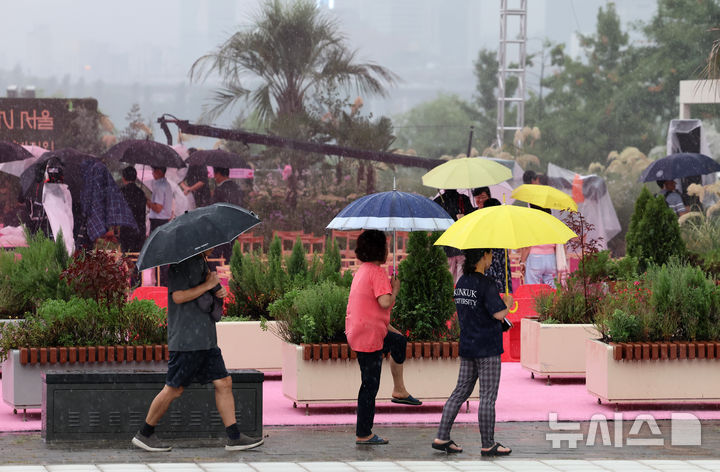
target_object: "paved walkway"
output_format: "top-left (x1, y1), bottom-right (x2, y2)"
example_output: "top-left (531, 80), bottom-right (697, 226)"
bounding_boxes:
top-left (1, 421), bottom-right (719, 470)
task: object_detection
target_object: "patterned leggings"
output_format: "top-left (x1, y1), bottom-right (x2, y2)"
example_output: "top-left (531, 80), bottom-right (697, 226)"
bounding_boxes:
top-left (436, 356), bottom-right (501, 448)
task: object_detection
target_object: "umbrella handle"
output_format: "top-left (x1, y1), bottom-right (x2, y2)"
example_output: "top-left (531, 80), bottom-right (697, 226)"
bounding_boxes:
top-left (508, 301), bottom-right (518, 313)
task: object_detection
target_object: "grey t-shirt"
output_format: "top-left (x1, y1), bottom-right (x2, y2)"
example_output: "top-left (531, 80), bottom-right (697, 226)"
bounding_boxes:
top-left (167, 255), bottom-right (218, 351)
top-left (662, 190), bottom-right (685, 215)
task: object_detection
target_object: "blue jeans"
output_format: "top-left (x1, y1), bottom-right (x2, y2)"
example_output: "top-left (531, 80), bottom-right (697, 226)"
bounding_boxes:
top-left (525, 253), bottom-right (556, 288)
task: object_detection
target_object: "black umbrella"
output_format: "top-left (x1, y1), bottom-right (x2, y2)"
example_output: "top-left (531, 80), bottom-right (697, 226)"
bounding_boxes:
top-left (639, 152), bottom-right (720, 182)
top-left (136, 203), bottom-right (261, 271)
top-left (186, 149), bottom-right (251, 169)
top-left (103, 140), bottom-right (185, 168)
top-left (0, 141), bottom-right (33, 163)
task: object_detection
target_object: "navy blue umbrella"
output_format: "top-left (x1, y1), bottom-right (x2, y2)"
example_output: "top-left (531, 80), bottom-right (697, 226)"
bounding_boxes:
top-left (639, 153), bottom-right (720, 182)
top-left (326, 189), bottom-right (453, 269)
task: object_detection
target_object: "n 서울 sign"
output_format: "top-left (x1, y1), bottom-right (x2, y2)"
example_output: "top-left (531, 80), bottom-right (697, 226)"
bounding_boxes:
top-left (0, 98), bottom-right (98, 151)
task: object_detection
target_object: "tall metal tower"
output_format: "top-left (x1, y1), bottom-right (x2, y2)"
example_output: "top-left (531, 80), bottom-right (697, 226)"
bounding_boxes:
top-left (497, 0), bottom-right (527, 148)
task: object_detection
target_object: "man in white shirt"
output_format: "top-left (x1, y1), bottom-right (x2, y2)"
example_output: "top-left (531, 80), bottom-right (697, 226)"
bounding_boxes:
top-left (147, 166), bottom-right (173, 284)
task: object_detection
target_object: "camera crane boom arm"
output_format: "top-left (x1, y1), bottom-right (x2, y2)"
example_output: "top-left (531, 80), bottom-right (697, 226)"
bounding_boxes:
top-left (157, 116), bottom-right (444, 170)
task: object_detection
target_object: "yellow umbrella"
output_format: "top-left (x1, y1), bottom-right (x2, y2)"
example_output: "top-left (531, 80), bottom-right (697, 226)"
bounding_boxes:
top-left (435, 205), bottom-right (577, 310)
top-left (435, 205), bottom-right (577, 250)
top-left (511, 184), bottom-right (578, 212)
top-left (422, 157), bottom-right (512, 189)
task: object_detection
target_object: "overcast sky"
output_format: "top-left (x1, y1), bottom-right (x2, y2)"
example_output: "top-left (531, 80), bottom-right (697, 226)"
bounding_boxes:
top-left (0, 0), bottom-right (656, 137)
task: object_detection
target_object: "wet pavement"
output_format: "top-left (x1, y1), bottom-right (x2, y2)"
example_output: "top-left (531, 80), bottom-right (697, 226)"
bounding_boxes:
top-left (0, 420), bottom-right (719, 469)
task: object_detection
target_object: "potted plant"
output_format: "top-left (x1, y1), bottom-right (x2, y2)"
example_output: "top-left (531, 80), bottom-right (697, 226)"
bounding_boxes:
top-left (586, 259), bottom-right (720, 404)
top-left (219, 236), bottom-right (352, 371)
top-left (519, 215), bottom-right (635, 382)
top-left (272, 231), bottom-right (470, 412)
top-left (0, 246), bottom-right (167, 413)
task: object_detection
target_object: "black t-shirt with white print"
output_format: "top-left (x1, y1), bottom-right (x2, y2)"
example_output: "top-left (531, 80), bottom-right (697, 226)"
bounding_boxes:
top-left (454, 271), bottom-right (507, 358)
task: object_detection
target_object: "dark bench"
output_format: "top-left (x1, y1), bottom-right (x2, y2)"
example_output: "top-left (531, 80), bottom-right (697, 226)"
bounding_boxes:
top-left (42, 370), bottom-right (263, 442)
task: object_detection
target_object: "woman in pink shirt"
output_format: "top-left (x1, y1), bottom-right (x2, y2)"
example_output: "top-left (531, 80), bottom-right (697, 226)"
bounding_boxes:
top-left (346, 230), bottom-right (421, 445)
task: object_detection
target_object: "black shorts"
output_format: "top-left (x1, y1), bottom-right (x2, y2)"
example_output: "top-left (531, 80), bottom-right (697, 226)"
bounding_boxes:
top-left (166, 347), bottom-right (229, 388)
top-left (382, 331), bottom-right (407, 364)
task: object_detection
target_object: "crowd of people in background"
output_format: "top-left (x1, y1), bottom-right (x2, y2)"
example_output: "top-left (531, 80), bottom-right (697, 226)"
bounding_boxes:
top-left (116, 147), bottom-right (245, 255)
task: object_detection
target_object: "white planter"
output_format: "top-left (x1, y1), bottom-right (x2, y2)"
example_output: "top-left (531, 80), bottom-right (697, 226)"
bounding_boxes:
top-left (0, 319), bottom-right (21, 374)
top-left (520, 318), bottom-right (599, 382)
top-left (281, 342), bottom-right (477, 408)
top-left (586, 339), bottom-right (720, 403)
top-left (217, 321), bottom-right (283, 371)
top-left (1, 350), bottom-right (166, 412)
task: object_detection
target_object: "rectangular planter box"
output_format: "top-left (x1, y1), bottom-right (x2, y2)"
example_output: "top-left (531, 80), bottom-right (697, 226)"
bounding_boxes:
top-left (520, 318), bottom-right (599, 379)
top-left (0, 319), bottom-right (21, 374)
top-left (42, 370), bottom-right (263, 441)
top-left (281, 342), bottom-right (477, 407)
top-left (217, 321), bottom-right (283, 371)
top-left (586, 338), bottom-right (720, 403)
top-left (2, 349), bottom-right (167, 411)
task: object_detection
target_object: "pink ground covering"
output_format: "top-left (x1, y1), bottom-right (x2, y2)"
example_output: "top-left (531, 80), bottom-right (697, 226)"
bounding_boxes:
top-left (3, 362), bottom-right (720, 433)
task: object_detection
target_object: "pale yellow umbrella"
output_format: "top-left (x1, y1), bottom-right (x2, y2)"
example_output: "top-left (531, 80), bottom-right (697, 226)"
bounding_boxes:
top-left (511, 184), bottom-right (578, 212)
top-left (421, 157), bottom-right (512, 189)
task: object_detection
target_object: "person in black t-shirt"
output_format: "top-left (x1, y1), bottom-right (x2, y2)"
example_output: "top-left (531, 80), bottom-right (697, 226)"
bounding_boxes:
top-left (433, 189), bottom-right (472, 285)
top-left (210, 167), bottom-right (243, 265)
top-left (180, 148), bottom-right (211, 209)
top-left (119, 166), bottom-right (147, 253)
top-left (432, 248), bottom-right (513, 456)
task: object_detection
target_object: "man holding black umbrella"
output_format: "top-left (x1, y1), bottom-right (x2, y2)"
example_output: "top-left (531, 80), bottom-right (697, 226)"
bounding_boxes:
top-left (131, 203), bottom-right (263, 452)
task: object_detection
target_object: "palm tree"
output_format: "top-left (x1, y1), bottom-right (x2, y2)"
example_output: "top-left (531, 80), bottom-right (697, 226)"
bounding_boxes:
top-left (190, 0), bottom-right (397, 125)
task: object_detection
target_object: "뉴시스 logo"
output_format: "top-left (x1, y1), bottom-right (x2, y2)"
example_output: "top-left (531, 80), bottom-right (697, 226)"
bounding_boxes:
top-left (546, 412), bottom-right (701, 448)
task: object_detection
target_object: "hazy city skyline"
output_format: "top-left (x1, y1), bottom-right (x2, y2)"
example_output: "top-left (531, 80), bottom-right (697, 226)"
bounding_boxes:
top-left (0, 0), bottom-right (657, 141)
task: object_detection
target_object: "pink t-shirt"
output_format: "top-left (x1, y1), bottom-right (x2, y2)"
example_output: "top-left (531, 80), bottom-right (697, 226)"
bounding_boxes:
top-left (530, 244), bottom-right (555, 255)
top-left (345, 263), bottom-right (392, 352)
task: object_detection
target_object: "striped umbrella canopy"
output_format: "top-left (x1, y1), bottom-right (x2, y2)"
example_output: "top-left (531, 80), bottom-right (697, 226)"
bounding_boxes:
top-left (327, 190), bottom-right (454, 270)
top-left (327, 190), bottom-right (453, 232)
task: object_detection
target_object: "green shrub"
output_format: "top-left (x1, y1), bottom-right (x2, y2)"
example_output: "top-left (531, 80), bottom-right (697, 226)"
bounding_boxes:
top-left (0, 231), bottom-right (72, 316)
top-left (268, 281), bottom-right (349, 344)
top-left (626, 187), bottom-right (686, 270)
top-left (392, 231), bottom-right (455, 341)
top-left (286, 237), bottom-right (309, 282)
top-left (605, 309), bottom-right (643, 343)
top-left (593, 261), bottom-right (720, 343)
top-left (645, 260), bottom-right (719, 341)
top-left (536, 276), bottom-right (599, 324)
top-left (226, 237), bottom-right (286, 320)
top-left (227, 235), bottom-right (353, 319)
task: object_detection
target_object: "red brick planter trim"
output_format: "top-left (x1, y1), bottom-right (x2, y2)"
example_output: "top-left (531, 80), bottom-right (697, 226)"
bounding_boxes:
top-left (610, 342), bottom-right (720, 361)
top-left (297, 341), bottom-right (461, 361)
top-left (17, 345), bottom-right (170, 365)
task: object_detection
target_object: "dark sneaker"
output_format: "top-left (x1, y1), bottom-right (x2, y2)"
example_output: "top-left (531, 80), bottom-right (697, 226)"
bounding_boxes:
top-left (132, 432), bottom-right (172, 452)
top-left (226, 433), bottom-right (264, 451)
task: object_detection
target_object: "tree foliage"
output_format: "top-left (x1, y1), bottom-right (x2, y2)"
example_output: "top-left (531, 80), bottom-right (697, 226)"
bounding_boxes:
top-left (392, 231), bottom-right (455, 341)
top-left (626, 187), bottom-right (686, 270)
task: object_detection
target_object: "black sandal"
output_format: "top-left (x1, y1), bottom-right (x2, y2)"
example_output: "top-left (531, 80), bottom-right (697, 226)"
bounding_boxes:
top-left (481, 442), bottom-right (512, 456)
top-left (431, 439), bottom-right (463, 453)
